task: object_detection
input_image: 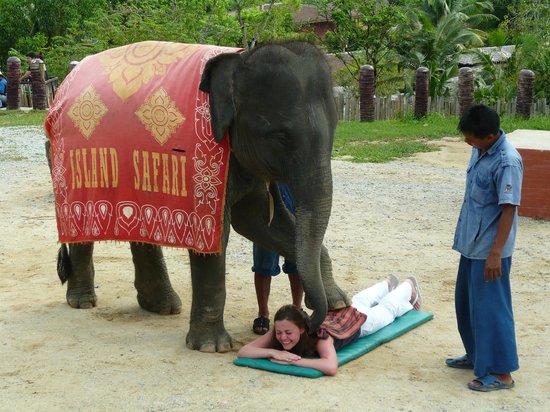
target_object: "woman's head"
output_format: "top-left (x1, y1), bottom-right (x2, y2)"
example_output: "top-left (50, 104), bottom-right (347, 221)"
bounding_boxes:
top-left (271, 305), bottom-right (312, 355)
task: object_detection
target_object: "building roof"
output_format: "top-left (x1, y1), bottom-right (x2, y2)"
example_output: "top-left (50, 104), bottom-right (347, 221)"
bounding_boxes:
top-left (458, 45), bottom-right (516, 66)
top-left (293, 5), bottom-right (332, 24)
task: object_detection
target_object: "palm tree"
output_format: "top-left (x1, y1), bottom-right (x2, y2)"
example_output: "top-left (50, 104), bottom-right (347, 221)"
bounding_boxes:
top-left (399, 0), bottom-right (496, 97)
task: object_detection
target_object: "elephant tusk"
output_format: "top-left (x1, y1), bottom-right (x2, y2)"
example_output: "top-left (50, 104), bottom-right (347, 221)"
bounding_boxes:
top-left (266, 181), bottom-right (274, 227)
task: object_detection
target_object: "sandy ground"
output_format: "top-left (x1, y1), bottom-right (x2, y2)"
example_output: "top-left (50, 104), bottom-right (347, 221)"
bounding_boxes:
top-left (1, 127), bottom-right (549, 411)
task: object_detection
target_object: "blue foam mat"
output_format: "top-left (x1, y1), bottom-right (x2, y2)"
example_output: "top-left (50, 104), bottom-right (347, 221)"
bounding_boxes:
top-left (234, 310), bottom-right (433, 378)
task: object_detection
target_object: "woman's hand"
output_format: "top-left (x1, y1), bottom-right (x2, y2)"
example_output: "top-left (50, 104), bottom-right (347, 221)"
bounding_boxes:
top-left (269, 350), bottom-right (301, 364)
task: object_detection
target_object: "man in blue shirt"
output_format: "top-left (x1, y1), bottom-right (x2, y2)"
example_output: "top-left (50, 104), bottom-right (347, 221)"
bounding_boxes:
top-left (446, 104), bottom-right (522, 392)
top-left (251, 183), bottom-right (304, 335)
top-left (0, 71), bottom-right (7, 108)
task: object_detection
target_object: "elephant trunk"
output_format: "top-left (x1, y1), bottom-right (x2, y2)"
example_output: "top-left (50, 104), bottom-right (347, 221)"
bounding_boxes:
top-left (291, 163), bottom-right (333, 333)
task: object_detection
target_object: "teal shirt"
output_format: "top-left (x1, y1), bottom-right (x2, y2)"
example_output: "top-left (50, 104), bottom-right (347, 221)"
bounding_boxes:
top-left (453, 131), bottom-right (523, 259)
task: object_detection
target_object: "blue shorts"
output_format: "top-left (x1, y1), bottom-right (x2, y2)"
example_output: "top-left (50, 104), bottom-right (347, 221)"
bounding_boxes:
top-left (252, 183), bottom-right (297, 277)
top-left (252, 244), bottom-right (297, 276)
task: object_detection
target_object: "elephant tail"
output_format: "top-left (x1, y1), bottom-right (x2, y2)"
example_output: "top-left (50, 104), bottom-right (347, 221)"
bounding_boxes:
top-left (57, 244), bottom-right (72, 285)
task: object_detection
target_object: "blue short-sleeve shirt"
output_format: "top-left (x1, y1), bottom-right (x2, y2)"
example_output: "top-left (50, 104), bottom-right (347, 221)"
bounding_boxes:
top-left (453, 131), bottom-right (523, 259)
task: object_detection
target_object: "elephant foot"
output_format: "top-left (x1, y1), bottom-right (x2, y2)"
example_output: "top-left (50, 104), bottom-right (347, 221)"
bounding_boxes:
top-left (305, 285), bottom-right (350, 312)
top-left (137, 289), bottom-right (182, 315)
top-left (325, 285), bottom-right (351, 310)
top-left (186, 323), bottom-right (233, 353)
top-left (66, 289), bottom-right (97, 309)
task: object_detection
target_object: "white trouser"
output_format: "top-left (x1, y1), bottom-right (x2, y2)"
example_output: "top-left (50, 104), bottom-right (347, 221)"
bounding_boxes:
top-left (351, 280), bottom-right (413, 337)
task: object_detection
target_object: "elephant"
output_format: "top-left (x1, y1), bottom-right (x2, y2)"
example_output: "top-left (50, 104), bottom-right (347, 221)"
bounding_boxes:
top-left (49, 41), bottom-right (350, 352)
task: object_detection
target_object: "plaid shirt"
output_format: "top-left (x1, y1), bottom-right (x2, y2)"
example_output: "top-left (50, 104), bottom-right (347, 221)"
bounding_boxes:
top-left (317, 306), bottom-right (367, 340)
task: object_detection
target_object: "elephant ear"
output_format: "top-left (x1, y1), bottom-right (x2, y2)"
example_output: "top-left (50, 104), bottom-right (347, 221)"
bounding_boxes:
top-left (199, 53), bottom-right (242, 143)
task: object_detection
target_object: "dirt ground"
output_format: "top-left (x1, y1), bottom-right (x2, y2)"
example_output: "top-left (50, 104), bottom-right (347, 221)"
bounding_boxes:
top-left (1, 127), bottom-right (549, 411)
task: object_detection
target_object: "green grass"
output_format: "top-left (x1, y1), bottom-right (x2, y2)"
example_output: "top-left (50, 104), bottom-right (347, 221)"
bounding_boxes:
top-left (0, 109), bottom-right (47, 127)
top-left (1, 109), bottom-right (548, 163)
top-left (333, 114), bottom-right (461, 163)
top-left (334, 114), bottom-right (550, 163)
top-left (500, 115), bottom-right (550, 133)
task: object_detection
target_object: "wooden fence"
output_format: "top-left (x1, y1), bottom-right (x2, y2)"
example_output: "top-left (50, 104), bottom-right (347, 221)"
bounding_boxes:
top-left (19, 77), bottom-right (58, 108)
top-left (15, 80), bottom-right (550, 118)
top-left (335, 94), bottom-right (550, 121)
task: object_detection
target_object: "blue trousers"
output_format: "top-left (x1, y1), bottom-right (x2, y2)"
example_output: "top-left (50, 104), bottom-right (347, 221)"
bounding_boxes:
top-left (252, 183), bottom-right (297, 276)
top-left (455, 255), bottom-right (519, 377)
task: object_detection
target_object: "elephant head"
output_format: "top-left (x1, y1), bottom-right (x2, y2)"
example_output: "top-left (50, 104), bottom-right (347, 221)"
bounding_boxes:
top-left (200, 42), bottom-right (347, 331)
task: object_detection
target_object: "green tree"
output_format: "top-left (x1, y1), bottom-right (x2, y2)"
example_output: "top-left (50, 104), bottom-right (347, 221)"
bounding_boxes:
top-left (0, 0), bottom-right (34, 69)
top-left (472, 50), bottom-right (516, 103)
top-left (397, 0), bottom-right (496, 97)
top-left (0, 0), bottom-right (305, 79)
top-left (0, 0), bottom-right (107, 74)
top-left (315, 0), bottom-right (408, 94)
top-left (491, 0), bottom-right (550, 99)
top-left (228, 0), bottom-right (301, 48)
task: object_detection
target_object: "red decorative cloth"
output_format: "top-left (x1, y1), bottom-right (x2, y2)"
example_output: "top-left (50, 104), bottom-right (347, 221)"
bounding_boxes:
top-left (45, 42), bottom-right (242, 253)
top-left (317, 306), bottom-right (367, 340)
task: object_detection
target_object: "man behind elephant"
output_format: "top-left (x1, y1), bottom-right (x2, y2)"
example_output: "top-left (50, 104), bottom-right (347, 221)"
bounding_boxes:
top-left (252, 183), bottom-right (304, 334)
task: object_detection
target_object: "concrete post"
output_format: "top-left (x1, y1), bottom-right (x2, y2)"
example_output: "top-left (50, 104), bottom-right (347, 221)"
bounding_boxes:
top-left (516, 69), bottom-right (535, 118)
top-left (30, 59), bottom-right (48, 110)
top-left (359, 65), bottom-right (375, 122)
top-left (414, 67), bottom-right (430, 119)
top-left (6, 57), bottom-right (21, 110)
top-left (458, 67), bottom-right (474, 116)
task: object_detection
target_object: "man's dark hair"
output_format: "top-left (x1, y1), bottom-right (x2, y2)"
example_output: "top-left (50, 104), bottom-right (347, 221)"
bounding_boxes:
top-left (26, 52), bottom-right (37, 58)
top-left (458, 104), bottom-right (500, 139)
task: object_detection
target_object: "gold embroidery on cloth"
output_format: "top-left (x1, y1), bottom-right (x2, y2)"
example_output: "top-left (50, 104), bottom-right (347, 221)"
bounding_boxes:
top-left (135, 87), bottom-right (185, 146)
top-left (68, 85), bottom-right (108, 139)
top-left (99, 42), bottom-right (196, 101)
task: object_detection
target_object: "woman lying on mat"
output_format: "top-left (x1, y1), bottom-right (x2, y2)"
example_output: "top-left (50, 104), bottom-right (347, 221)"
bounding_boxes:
top-left (237, 275), bottom-right (422, 375)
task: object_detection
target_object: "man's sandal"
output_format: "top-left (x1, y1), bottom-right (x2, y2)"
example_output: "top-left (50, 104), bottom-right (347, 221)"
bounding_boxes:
top-left (468, 375), bottom-right (515, 392)
top-left (252, 316), bottom-right (270, 335)
top-left (445, 355), bottom-right (474, 369)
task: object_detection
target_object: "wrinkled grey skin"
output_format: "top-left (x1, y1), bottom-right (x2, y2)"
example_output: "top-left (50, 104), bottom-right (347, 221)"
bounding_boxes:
top-left (54, 42), bottom-right (349, 352)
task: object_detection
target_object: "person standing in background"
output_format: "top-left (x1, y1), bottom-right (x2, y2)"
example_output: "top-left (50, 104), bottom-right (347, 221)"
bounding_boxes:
top-left (251, 183), bottom-right (304, 335)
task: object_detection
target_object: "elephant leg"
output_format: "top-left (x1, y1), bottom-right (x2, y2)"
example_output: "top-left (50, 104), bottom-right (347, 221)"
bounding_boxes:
top-left (130, 242), bottom-right (181, 315)
top-left (185, 250), bottom-right (232, 352)
top-left (66, 243), bottom-right (97, 309)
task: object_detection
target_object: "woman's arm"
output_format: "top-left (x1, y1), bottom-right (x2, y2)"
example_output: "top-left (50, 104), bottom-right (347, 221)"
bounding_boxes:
top-left (285, 336), bottom-right (339, 376)
top-left (237, 330), bottom-right (301, 362)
